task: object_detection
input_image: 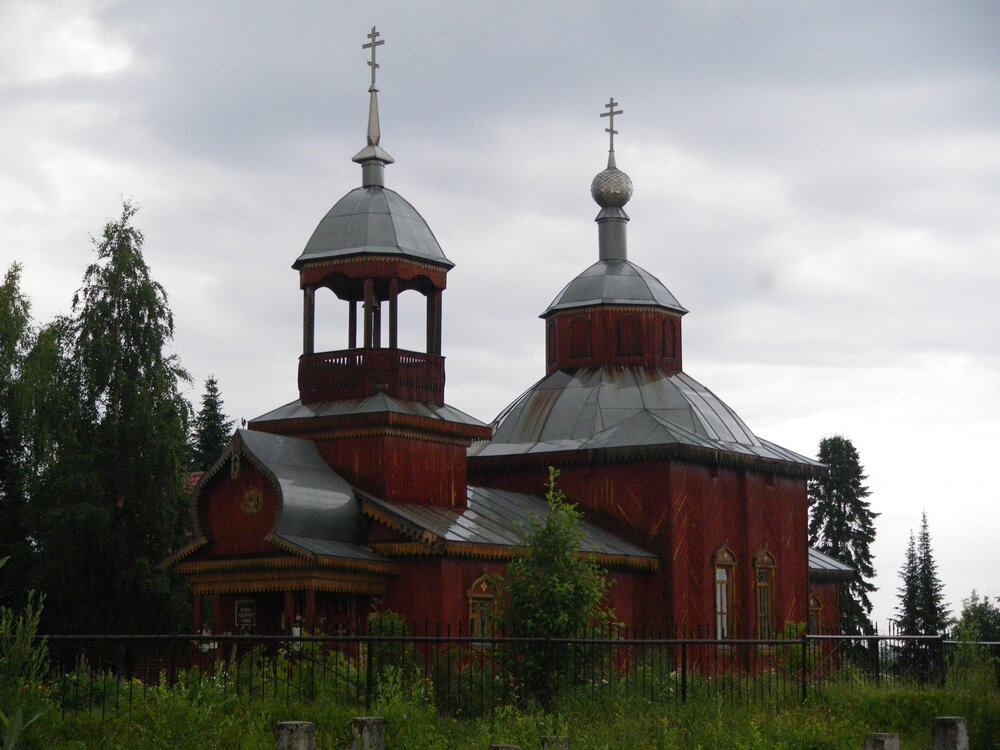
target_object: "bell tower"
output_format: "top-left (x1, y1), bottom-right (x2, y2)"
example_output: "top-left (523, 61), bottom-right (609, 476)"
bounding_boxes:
top-left (251, 28), bottom-right (490, 505)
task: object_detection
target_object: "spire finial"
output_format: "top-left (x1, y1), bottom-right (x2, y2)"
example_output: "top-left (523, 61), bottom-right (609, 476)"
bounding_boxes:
top-left (353, 25), bottom-right (394, 184)
top-left (600, 97), bottom-right (623, 169)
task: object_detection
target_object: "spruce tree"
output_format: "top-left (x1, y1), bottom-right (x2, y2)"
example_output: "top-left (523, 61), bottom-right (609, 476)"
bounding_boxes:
top-left (27, 202), bottom-right (193, 633)
top-left (895, 531), bottom-right (920, 634)
top-left (915, 511), bottom-right (948, 633)
top-left (808, 435), bottom-right (878, 635)
top-left (191, 375), bottom-right (232, 471)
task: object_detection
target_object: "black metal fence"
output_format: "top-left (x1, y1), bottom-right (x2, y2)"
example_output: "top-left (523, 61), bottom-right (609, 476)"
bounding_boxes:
top-left (42, 630), bottom-right (1000, 720)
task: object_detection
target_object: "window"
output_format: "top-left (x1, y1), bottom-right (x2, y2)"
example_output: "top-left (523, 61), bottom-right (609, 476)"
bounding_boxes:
top-left (616, 315), bottom-right (641, 356)
top-left (808, 595), bottom-right (822, 635)
top-left (712, 546), bottom-right (736, 639)
top-left (754, 550), bottom-right (777, 639)
top-left (467, 574), bottom-right (496, 638)
top-left (663, 319), bottom-right (676, 358)
top-left (571, 317), bottom-right (592, 358)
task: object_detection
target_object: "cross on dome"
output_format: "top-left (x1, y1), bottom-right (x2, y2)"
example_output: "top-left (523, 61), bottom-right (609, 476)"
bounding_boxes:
top-left (363, 26), bottom-right (384, 90)
top-left (600, 97), bottom-right (622, 168)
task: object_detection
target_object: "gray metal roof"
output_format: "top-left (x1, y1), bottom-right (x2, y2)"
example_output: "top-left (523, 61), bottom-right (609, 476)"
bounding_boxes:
top-left (469, 366), bottom-right (820, 467)
top-left (293, 186), bottom-right (453, 269)
top-left (234, 429), bottom-right (390, 563)
top-left (542, 260), bottom-right (687, 317)
top-left (251, 392), bottom-right (487, 428)
top-left (808, 547), bottom-right (854, 576)
top-left (361, 486), bottom-right (656, 565)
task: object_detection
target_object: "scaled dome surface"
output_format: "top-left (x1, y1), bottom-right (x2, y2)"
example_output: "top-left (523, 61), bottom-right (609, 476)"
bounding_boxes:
top-left (470, 367), bottom-right (816, 466)
top-left (294, 186), bottom-right (453, 269)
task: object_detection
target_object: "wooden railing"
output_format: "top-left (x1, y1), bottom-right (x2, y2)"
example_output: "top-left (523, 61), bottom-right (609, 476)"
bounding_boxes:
top-left (298, 349), bottom-right (445, 405)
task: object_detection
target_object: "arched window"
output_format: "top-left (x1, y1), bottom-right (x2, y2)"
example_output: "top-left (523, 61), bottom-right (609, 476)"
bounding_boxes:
top-left (808, 595), bottom-right (822, 635)
top-left (546, 320), bottom-right (556, 364)
top-left (570, 317), bottom-right (591, 358)
top-left (663, 319), bottom-right (676, 359)
top-left (617, 315), bottom-right (641, 357)
top-left (712, 546), bottom-right (737, 639)
top-left (754, 550), bottom-right (777, 639)
top-left (467, 573), bottom-right (496, 638)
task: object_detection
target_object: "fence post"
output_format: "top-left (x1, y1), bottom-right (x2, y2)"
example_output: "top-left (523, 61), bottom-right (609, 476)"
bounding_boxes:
top-left (800, 634), bottom-right (808, 703)
top-left (365, 633), bottom-right (374, 712)
top-left (932, 717), bottom-right (968, 750)
top-left (680, 641), bottom-right (687, 703)
top-left (350, 717), bottom-right (387, 750)
top-left (864, 734), bottom-right (899, 750)
top-left (276, 721), bottom-right (316, 750)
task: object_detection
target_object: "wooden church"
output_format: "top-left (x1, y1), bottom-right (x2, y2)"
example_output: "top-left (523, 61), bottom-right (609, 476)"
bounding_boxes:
top-left (163, 29), bottom-right (851, 638)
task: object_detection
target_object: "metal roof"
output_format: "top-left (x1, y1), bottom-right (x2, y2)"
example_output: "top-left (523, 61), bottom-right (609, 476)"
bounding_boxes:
top-left (233, 429), bottom-right (391, 564)
top-left (251, 392), bottom-right (487, 428)
top-left (808, 547), bottom-right (854, 576)
top-left (360, 486), bottom-right (657, 565)
top-left (470, 366), bottom-right (820, 468)
top-left (542, 260), bottom-right (687, 317)
top-left (293, 186), bottom-right (452, 269)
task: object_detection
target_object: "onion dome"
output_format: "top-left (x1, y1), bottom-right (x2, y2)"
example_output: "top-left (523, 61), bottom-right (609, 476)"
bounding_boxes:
top-left (591, 167), bottom-right (633, 209)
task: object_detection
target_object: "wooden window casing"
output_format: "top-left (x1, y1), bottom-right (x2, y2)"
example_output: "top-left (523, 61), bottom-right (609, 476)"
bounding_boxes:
top-left (712, 546), bottom-right (737, 639)
top-left (467, 574), bottom-right (496, 638)
top-left (754, 550), bottom-right (777, 639)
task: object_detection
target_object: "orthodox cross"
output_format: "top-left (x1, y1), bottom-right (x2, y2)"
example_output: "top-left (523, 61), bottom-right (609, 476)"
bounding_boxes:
top-left (601, 97), bottom-right (623, 156)
top-left (363, 26), bottom-right (384, 88)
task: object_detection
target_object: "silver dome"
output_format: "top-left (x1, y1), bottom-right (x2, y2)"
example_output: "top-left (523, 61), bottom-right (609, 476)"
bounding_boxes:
top-left (294, 186), bottom-right (452, 269)
top-left (542, 260), bottom-right (687, 317)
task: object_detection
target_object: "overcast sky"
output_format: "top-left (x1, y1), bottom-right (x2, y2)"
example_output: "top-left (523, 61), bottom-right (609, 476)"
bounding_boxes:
top-left (3, 0), bottom-right (998, 628)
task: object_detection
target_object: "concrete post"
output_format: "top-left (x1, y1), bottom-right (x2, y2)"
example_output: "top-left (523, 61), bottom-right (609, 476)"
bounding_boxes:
top-left (351, 717), bottom-right (388, 750)
top-left (541, 738), bottom-right (570, 750)
top-left (864, 733), bottom-right (899, 750)
top-left (933, 717), bottom-right (968, 750)
top-left (275, 721), bottom-right (316, 750)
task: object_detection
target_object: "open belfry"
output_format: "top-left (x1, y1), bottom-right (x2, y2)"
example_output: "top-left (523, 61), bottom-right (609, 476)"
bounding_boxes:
top-left (164, 28), bottom-right (850, 638)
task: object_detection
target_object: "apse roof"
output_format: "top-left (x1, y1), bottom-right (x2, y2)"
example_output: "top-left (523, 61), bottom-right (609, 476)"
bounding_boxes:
top-left (360, 486), bottom-right (657, 567)
top-left (470, 367), bottom-right (820, 468)
top-left (292, 186), bottom-right (452, 269)
top-left (232, 429), bottom-right (390, 563)
top-left (543, 259), bottom-right (687, 317)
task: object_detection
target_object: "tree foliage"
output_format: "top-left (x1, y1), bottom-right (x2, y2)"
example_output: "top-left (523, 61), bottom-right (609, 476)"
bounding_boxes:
top-left (494, 468), bottom-right (612, 639)
top-left (808, 435), bottom-right (878, 635)
top-left (896, 512), bottom-right (949, 635)
top-left (190, 375), bottom-right (233, 471)
top-left (0, 265), bottom-right (35, 604)
top-left (492, 468), bottom-right (614, 704)
top-left (956, 590), bottom-right (1000, 642)
top-left (26, 202), bottom-right (193, 633)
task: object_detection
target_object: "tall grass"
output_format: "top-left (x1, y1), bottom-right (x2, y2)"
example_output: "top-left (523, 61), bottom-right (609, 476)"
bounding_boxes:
top-left (26, 660), bottom-right (1000, 750)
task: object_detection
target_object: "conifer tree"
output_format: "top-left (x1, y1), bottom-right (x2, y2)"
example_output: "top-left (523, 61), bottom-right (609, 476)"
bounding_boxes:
top-left (27, 202), bottom-right (192, 633)
top-left (915, 512), bottom-right (948, 633)
top-left (190, 375), bottom-right (232, 471)
top-left (895, 512), bottom-right (948, 635)
top-left (808, 435), bottom-right (878, 635)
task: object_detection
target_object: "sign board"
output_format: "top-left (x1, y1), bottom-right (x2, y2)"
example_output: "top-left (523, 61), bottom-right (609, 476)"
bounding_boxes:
top-left (236, 599), bottom-right (255, 634)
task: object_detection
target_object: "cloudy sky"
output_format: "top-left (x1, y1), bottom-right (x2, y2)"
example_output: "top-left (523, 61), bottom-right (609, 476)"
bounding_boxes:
top-left (3, 0), bottom-right (998, 627)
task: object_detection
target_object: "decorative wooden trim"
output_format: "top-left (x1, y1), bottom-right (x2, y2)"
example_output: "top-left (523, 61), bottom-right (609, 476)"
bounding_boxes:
top-left (188, 567), bottom-right (391, 596)
top-left (161, 537), bottom-right (209, 569)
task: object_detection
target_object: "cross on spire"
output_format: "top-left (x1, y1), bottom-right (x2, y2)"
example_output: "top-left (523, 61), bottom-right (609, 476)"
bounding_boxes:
top-left (600, 97), bottom-right (623, 163)
top-left (363, 26), bottom-right (384, 89)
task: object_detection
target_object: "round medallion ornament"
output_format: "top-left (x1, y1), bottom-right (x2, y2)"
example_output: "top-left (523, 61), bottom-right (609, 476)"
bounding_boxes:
top-left (240, 488), bottom-right (263, 516)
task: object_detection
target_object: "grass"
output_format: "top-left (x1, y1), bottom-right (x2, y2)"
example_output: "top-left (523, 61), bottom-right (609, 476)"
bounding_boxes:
top-left (15, 666), bottom-right (1000, 750)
